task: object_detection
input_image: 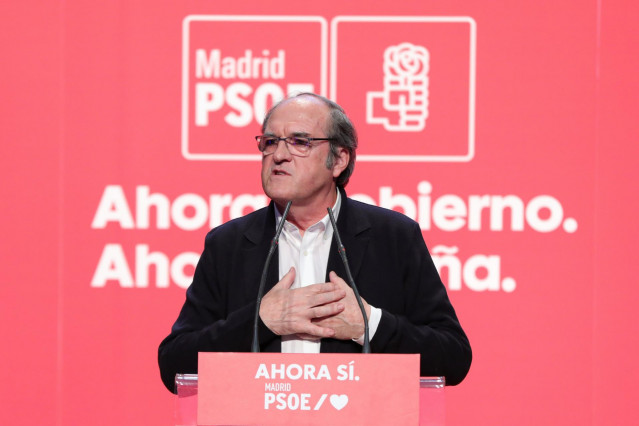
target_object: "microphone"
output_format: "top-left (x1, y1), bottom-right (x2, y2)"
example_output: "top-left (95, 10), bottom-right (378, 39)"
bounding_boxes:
top-left (327, 207), bottom-right (371, 353)
top-left (251, 200), bottom-right (292, 352)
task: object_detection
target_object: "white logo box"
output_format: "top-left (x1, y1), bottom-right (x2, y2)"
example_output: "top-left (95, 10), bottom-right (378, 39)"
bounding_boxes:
top-left (181, 15), bottom-right (328, 161)
top-left (181, 15), bottom-right (475, 163)
top-left (331, 16), bottom-right (477, 163)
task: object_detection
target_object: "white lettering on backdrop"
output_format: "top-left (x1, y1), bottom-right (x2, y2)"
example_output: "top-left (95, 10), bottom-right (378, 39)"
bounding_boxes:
top-left (89, 182), bottom-right (578, 290)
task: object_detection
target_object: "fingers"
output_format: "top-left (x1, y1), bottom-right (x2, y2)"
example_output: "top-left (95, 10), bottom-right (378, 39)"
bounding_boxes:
top-left (307, 284), bottom-right (346, 307)
top-left (310, 301), bottom-right (345, 319)
top-left (273, 267), bottom-right (296, 289)
top-left (329, 271), bottom-right (371, 319)
top-left (329, 271), bottom-right (348, 288)
top-left (299, 323), bottom-right (337, 339)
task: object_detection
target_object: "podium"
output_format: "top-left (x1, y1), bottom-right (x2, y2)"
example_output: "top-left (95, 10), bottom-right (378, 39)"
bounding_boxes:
top-left (175, 374), bottom-right (445, 425)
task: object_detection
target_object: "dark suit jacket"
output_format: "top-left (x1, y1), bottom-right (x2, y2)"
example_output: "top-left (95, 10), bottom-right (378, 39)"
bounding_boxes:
top-left (159, 188), bottom-right (471, 392)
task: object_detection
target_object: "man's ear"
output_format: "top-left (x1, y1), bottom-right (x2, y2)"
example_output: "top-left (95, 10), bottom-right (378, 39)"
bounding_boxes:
top-left (331, 147), bottom-right (349, 179)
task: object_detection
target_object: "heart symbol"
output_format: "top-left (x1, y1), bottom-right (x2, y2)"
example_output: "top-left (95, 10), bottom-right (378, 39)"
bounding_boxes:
top-left (330, 394), bottom-right (349, 410)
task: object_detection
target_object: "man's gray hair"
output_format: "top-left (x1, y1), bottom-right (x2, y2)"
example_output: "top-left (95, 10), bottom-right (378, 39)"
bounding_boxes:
top-left (261, 92), bottom-right (358, 187)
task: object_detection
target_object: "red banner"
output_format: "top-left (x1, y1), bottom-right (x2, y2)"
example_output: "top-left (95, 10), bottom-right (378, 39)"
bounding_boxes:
top-left (2, 1), bottom-right (638, 425)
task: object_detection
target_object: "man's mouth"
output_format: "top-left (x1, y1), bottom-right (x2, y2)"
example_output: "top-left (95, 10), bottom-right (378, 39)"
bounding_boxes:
top-left (273, 169), bottom-right (289, 176)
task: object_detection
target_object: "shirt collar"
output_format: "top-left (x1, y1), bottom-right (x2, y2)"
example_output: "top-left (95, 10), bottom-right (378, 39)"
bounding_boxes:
top-left (274, 189), bottom-right (342, 235)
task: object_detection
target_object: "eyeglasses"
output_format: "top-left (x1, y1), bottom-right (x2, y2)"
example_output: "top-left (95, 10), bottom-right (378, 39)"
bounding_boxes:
top-left (255, 135), bottom-right (334, 157)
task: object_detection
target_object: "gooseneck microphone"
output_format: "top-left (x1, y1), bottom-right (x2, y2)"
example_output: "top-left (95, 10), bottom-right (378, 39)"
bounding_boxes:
top-left (327, 207), bottom-right (371, 354)
top-left (251, 200), bottom-right (292, 352)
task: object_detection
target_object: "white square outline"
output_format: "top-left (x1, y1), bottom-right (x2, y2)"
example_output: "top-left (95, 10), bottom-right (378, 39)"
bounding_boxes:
top-left (182, 15), bottom-right (329, 161)
top-left (331, 16), bottom-right (477, 162)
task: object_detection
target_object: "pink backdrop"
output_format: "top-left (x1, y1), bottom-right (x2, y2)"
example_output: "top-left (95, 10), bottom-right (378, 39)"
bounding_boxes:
top-left (2, 1), bottom-right (638, 425)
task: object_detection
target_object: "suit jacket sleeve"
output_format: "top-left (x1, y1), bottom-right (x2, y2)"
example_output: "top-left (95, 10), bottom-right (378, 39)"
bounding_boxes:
top-left (157, 210), bottom-right (279, 392)
top-left (368, 220), bottom-right (472, 385)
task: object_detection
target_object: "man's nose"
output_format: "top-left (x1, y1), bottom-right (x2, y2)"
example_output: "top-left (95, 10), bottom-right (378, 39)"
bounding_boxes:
top-left (272, 139), bottom-right (292, 162)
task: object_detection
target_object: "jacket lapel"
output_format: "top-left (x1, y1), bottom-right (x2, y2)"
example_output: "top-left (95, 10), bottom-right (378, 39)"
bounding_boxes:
top-left (243, 203), bottom-right (280, 299)
top-left (325, 188), bottom-right (371, 286)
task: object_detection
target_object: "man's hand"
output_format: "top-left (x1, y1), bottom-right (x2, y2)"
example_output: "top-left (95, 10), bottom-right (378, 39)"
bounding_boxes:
top-left (259, 267), bottom-right (347, 339)
top-left (312, 271), bottom-right (371, 341)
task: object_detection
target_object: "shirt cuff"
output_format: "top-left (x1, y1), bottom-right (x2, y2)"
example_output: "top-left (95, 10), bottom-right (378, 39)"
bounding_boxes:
top-left (353, 306), bottom-right (381, 345)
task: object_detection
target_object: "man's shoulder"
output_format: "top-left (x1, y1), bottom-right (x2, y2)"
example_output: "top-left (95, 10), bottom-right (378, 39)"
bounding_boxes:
top-left (345, 196), bottom-right (419, 228)
top-left (205, 205), bottom-right (270, 241)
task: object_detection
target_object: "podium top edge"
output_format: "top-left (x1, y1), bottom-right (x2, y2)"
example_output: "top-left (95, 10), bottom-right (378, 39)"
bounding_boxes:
top-left (175, 374), bottom-right (445, 388)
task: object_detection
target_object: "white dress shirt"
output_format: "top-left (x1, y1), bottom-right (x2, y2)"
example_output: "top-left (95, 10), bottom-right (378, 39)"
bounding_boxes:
top-left (275, 190), bottom-right (381, 353)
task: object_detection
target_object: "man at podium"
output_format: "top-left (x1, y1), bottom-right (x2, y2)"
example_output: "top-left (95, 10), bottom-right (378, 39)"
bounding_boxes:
top-left (159, 93), bottom-right (471, 392)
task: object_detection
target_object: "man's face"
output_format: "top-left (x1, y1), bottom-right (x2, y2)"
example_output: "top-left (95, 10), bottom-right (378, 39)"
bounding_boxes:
top-left (261, 96), bottom-right (347, 208)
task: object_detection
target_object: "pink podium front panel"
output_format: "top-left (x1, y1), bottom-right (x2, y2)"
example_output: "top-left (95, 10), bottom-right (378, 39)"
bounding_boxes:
top-left (175, 373), bottom-right (445, 425)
